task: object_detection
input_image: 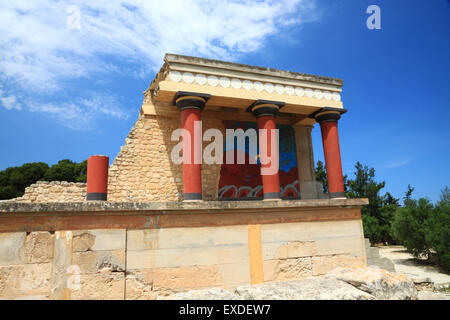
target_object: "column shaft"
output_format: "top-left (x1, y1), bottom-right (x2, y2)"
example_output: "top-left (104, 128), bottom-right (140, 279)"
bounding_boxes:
top-left (181, 108), bottom-right (202, 200)
top-left (174, 91), bottom-right (210, 201)
top-left (320, 121), bottom-right (345, 197)
top-left (309, 107), bottom-right (347, 199)
top-left (86, 155), bottom-right (109, 201)
top-left (247, 99), bottom-right (285, 200)
top-left (257, 115), bottom-right (281, 199)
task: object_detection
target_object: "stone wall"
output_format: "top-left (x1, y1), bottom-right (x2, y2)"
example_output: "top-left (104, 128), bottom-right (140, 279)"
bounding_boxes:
top-left (0, 218), bottom-right (366, 299)
top-left (107, 112), bottom-right (224, 202)
top-left (8, 111), bottom-right (223, 203)
top-left (13, 181), bottom-right (86, 203)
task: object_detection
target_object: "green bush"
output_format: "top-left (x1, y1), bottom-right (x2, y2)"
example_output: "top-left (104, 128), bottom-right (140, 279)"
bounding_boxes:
top-left (0, 160), bottom-right (87, 200)
top-left (431, 189), bottom-right (450, 271)
top-left (392, 187), bottom-right (450, 272)
top-left (392, 198), bottom-right (435, 260)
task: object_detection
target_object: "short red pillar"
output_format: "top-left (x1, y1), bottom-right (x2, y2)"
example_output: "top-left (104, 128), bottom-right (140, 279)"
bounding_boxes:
top-left (86, 155), bottom-right (109, 201)
top-left (174, 91), bottom-right (210, 201)
top-left (310, 107), bottom-right (347, 199)
top-left (248, 100), bottom-right (285, 200)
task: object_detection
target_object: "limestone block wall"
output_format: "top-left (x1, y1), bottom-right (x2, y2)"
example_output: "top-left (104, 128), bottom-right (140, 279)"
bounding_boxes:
top-left (13, 181), bottom-right (86, 203)
top-left (107, 113), bottom-right (224, 202)
top-left (0, 219), bottom-right (366, 300)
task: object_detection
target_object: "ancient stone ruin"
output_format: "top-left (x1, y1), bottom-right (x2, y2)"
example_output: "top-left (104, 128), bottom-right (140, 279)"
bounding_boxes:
top-left (0, 54), bottom-right (370, 300)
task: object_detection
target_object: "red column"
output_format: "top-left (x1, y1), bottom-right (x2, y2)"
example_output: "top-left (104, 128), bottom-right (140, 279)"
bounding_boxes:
top-left (320, 121), bottom-right (345, 198)
top-left (174, 91), bottom-right (210, 201)
top-left (181, 108), bottom-right (202, 200)
top-left (248, 100), bottom-right (285, 200)
top-left (310, 107), bottom-right (347, 199)
top-left (86, 155), bottom-right (109, 201)
top-left (257, 115), bottom-right (281, 200)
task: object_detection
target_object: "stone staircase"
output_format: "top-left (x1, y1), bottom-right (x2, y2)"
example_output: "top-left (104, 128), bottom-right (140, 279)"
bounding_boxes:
top-left (365, 238), bottom-right (396, 272)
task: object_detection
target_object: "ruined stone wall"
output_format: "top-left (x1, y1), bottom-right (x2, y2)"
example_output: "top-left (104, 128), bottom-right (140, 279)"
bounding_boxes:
top-left (0, 218), bottom-right (366, 300)
top-left (13, 181), bottom-right (86, 203)
top-left (7, 112), bottom-right (223, 204)
top-left (107, 113), bottom-right (224, 202)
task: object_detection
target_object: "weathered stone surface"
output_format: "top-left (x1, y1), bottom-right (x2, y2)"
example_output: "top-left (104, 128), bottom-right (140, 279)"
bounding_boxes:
top-left (25, 232), bottom-right (54, 263)
top-left (312, 254), bottom-right (365, 275)
top-left (0, 232), bottom-right (25, 266)
top-left (72, 232), bottom-right (96, 252)
top-left (326, 267), bottom-right (417, 300)
top-left (160, 277), bottom-right (374, 300)
top-left (264, 257), bottom-right (312, 281)
top-left (50, 231), bottom-right (72, 300)
top-left (70, 272), bottom-right (125, 300)
top-left (12, 182), bottom-right (86, 203)
top-left (367, 257), bottom-right (396, 273)
top-left (417, 290), bottom-right (450, 300)
top-left (263, 241), bottom-right (317, 260)
top-left (153, 265), bottom-right (221, 291)
top-left (0, 263), bottom-right (51, 298)
top-left (107, 115), bottom-right (223, 202)
top-left (234, 278), bottom-right (374, 300)
top-left (0, 198), bottom-right (369, 213)
top-left (73, 229), bottom-right (125, 251)
top-left (160, 287), bottom-right (239, 300)
top-left (72, 250), bottom-right (125, 274)
top-left (125, 269), bottom-right (156, 300)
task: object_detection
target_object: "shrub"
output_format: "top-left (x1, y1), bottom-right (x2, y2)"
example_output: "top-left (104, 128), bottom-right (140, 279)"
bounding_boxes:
top-left (392, 198), bottom-right (435, 260)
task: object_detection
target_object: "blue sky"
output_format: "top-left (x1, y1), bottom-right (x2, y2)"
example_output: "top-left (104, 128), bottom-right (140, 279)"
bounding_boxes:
top-left (0, 0), bottom-right (449, 202)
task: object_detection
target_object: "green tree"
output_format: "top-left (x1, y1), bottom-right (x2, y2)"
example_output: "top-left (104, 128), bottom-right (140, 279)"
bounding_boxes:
top-left (0, 162), bottom-right (49, 199)
top-left (314, 160), bottom-right (348, 193)
top-left (43, 159), bottom-right (83, 182)
top-left (74, 160), bottom-right (87, 183)
top-left (431, 196), bottom-right (450, 271)
top-left (346, 161), bottom-right (399, 244)
top-left (403, 184), bottom-right (415, 206)
top-left (392, 195), bottom-right (435, 261)
top-left (314, 160), bottom-right (328, 193)
top-left (0, 159), bottom-right (87, 200)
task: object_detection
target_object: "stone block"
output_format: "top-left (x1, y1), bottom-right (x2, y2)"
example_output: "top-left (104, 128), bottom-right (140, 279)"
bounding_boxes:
top-left (218, 262), bottom-right (251, 286)
top-left (72, 229), bottom-right (125, 251)
top-left (315, 235), bottom-right (364, 256)
top-left (263, 257), bottom-right (313, 281)
top-left (366, 247), bottom-right (380, 259)
top-left (0, 232), bottom-right (26, 266)
top-left (153, 265), bottom-right (221, 292)
top-left (127, 245), bottom-right (249, 270)
top-left (312, 254), bottom-right (366, 276)
top-left (261, 220), bottom-right (362, 244)
top-left (25, 232), bottom-right (54, 263)
top-left (51, 231), bottom-right (73, 300)
top-left (0, 263), bottom-right (52, 298)
top-left (263, 241), bottom-right (317, 260)
top-left (70, 272), bottom-right (125, 300)
top-left (126, 229), bottom-right (159, 251)
top-left (125, 268), bottom-right (156, 300)
top-left (72, 250), bottom-right (125, 274)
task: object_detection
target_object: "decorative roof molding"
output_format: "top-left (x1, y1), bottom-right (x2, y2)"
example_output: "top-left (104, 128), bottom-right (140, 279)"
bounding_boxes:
top-left (145, 53), bottom-right (345, 115)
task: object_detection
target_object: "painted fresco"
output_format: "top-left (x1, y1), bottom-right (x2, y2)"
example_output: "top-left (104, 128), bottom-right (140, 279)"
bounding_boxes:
top-left (218, 121), bottom-right (300, 200)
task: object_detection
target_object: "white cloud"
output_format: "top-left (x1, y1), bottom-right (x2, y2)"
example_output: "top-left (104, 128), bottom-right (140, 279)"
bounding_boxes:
top-left (26, 94), bottom-right (129, 130)
top-left (0, 0), bottom-right (318, 127)
top-left (384, 160), bottom-right (410, 169)
top-left (0, 94), bottom-right (22, 110)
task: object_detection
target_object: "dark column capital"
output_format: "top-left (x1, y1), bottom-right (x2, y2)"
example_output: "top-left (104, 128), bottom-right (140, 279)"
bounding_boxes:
top-left (247, 99), bottom-right (285, 118)
top-left (173, 91), bottom-right (211, 111)
top-left (309, 107), bottom-right (347, 123)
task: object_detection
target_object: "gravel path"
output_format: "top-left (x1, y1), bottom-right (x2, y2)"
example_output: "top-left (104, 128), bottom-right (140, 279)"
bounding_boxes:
top-left (378, 245), bottom-right (450, 300)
